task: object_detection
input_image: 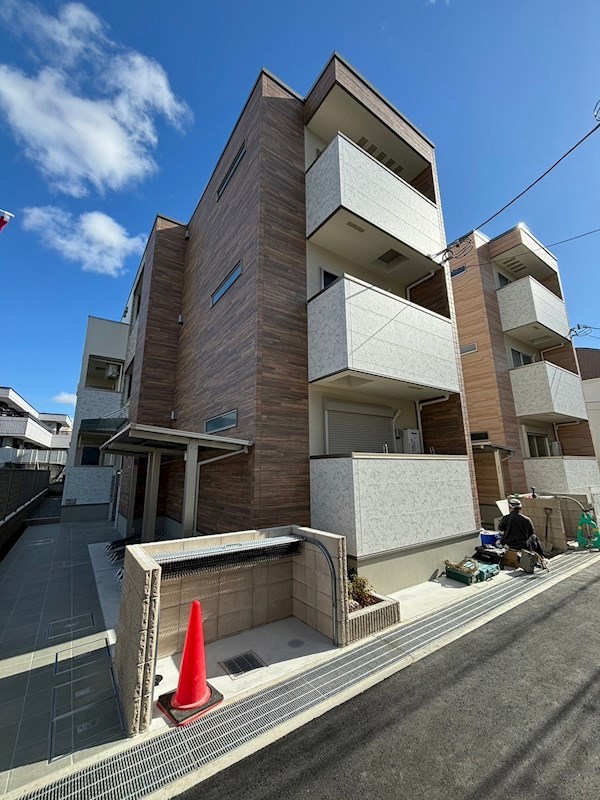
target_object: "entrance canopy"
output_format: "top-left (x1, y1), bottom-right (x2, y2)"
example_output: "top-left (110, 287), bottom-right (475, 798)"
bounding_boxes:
top-left (100, 422), bottom-right (253, 458)
top-left (100, 423), bottom-right (253, 542)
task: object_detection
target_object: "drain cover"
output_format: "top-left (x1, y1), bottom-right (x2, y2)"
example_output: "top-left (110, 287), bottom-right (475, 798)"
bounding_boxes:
top-left (220, 651), bottom-right (266, 678)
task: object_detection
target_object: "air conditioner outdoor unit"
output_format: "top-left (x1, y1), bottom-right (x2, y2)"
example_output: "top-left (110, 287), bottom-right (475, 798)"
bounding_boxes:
top-left (104, 363), bottom-right (120, 380)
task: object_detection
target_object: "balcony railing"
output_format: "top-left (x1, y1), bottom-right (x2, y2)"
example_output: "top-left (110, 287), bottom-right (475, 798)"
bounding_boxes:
top-left (306, 133), bottom-right (443, 259)
top-left (497, 275), bottom-right (569, 346)
top-left (310, 454), bottom-right (476, 558)
top-left (308, 275), bottom-right (459, 394)
top-left (510, 361), bottom-right (587, 422)
top-left (523, 457), bottom-right (600, 495)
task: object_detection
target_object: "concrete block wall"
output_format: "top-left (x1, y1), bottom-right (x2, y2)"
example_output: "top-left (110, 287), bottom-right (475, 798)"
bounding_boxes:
top-left (113, 546), bottom-right (160, 735)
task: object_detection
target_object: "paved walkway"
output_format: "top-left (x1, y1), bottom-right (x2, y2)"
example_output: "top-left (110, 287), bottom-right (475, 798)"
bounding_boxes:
top-left (0, 519), bottom-right (122, 795)
top-left (1, 517), bottom-right (598, 800)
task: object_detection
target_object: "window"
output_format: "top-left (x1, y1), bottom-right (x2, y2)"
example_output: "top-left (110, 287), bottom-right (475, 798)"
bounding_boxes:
top-left (321, 269), bottom-right (339, 290)
top-left (205, 409), bottom-right (237, 434)
top-left (211, 262), bottom-right (242, 307)
top-left (498, 273), bottom-right (511, 288)
top-left (460, 342), bottom-right (478, 355)
top-left (216, 143), bottom-right (246, 199)
top-left (511, 348), bottom-right (534, 368)
top-left (527, 433), bottom-right (550, 458)
top-left (471, 432), bottom-right (489, 442)
top-left (84, 357), bottom-right (123, 391)
top-left (81, 447), bottom-right (100, 466)
top-left (450, 265), bottom-right (466, 278)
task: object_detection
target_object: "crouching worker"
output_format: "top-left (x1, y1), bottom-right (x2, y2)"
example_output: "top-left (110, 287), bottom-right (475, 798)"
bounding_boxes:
top-left (499, 498), bottom-right (549, 569)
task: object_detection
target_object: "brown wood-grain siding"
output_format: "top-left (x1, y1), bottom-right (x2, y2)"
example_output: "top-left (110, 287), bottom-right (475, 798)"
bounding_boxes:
top-left (304, 56), bottom-right (435, 164)
top-left (409, 165), bottom-right (436, 204)
top-left (542, 342), bottom-right (579, 374)
top-left (577, 348), bottom-right (600, 380)
top-left (409, 269), bottom-right (449, 318)
top-left (557, 420), bottom-right (597, 457)
top-left (472, 451), bottom-right (500, 505)
top-left (420, 394), bottom-right (467, 455)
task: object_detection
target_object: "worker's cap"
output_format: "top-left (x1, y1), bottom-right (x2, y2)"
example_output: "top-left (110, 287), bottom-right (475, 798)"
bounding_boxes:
top-left (508, 498), bottom-right (522, 508)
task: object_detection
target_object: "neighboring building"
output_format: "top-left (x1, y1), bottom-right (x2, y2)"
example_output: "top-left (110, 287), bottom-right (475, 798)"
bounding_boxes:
top-left (0, 386), bottom-right (72, 468)
top-left (94, 54), bottom-right (481, 593)
top-left (450, 225), bottom-right (600, 524)
top-left (61, 316), bottom-right (129, 521)
top-left (577, 347), bottom-right (600, 469)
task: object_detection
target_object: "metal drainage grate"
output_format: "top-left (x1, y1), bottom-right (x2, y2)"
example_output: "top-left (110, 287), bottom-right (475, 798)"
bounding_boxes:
top-left (220, 651), bottom-right (267, 678)
top-left (18, 552), bottom-right (598, 800)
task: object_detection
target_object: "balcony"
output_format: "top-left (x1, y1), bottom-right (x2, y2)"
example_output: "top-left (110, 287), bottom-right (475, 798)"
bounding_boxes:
top-left (0, 416), bottom-right (52, 448)
top-left (497, 275), bottom-right (570, 347)
top-left (510, 361), bottom-right (587, 422)
top-left (306, 134), bottom-right (444, 265)
top-left (523, 457), bottom-right (600, 495)
top-left (308, 276), bottom-right (459, 396)
top-left (488, 224), bottom-right (558, 281)
top-left (310, 454), bottom-right (477, 558)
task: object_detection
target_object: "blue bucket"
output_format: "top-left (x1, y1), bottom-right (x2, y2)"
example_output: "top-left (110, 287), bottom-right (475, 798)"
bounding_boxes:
top-left (481, 531), bottom-right (499, 547)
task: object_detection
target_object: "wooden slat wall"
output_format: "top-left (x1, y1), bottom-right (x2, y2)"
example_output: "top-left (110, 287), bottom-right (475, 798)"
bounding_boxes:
top-left (420, 394), bottom-right (468, 455)
top-left (577, 348), bottom-right (600, 380)
top-left (409, 269), bottom-right (449, 318)
top-left (557, 420), bottom-right (597, 457)
top-left (538, 273), bottom-right (563, 299)
top-left (542, 342), bottom-right (579, 374)
top-left (408, 165), bottom-right (436, 204)
top-left (472, 451), bottom-right (500, 505)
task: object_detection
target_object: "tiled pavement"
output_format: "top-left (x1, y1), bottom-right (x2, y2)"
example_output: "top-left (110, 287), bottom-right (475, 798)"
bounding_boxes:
top-left (0, 518), bottom-right (125, 795)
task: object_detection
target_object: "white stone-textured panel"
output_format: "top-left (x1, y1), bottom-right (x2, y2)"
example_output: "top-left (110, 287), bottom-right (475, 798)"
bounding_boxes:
top-left (524, 457), bottom-right (600, 495)
top-left (0, 416), bottom-right (52, 447)
top-left (305, 137), bottom-right (343, 236)
top-left (498, 276), bottom-right (570, 338)
top-left (306, 135), bottom-right (443, 257)
top-left (63, 465), bottom-right (115, 505)
top-left (310, 455), bottom-right (476, 558)
top-left (308, 276), bottom-right (459, 392)
top-left (310, 458), bottom-right (358, 555)
top-left (510, 362), bottom-right (588, 420)
top-left (307, 280), bottom-right (349, 381)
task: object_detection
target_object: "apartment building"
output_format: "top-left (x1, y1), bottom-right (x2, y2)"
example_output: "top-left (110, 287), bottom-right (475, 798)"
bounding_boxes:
top-left (0, 386), bottom-right (72, 468)
top-left (62, 316), bottom-right (129, 521)
top-left (98, 54), bottom-right (480, 592)
top-left (577, 347), bottom-right (600, 468)
top-left (450, 225), bottom-right (600, 525)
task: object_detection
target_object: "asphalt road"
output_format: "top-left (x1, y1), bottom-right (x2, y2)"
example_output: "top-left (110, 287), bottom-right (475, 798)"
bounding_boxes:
top-left (176, 561), bottom-right (600, 800)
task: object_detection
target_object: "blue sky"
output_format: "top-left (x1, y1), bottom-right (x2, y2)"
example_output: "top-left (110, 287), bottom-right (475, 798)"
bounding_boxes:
top-left (1, 0), bottom-right (599, 413)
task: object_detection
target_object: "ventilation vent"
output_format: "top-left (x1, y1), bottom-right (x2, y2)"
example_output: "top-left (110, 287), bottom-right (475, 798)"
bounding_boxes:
top-left (355, 136), bottom-right (403, 174)
top-left (501, 256), bottom-right (527, 274)
top-left (367, 143), bottom-right (377, 155)
top-left (346, 221), bottom-right (365, 233)
top-left (357, 136), bottom-right (368, 147)
top-left (378, 249), bottom-right (406, 265)
top-left (471, 431), bottom-right (489, 441)
top-left (220, 651), bottom-right (266, 678)
top-left (393, 165), bottom-right (404, 175)
top-left (376, 151), bottom-right (388, 162)
top-left (460, 342), bottom-right (478, 355)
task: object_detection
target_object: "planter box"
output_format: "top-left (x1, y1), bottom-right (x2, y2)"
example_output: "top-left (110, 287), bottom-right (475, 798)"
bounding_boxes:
top-left (346, 592), bottom-right (401, 645)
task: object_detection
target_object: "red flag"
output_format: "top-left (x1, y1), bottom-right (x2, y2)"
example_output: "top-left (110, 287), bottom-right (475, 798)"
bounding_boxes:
top-left (0, 210), bottom-right (14, 232)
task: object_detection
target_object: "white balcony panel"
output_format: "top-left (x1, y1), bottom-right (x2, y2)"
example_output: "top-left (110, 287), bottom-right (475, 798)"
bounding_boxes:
top-left (523, 457), bottom-right (600, 495)
top-left (498, 276), bottom-right (570, 345)
top-left (308, 276), bottom-right (459, 393)
top-left (0, 416), bottom-right (52, 448)
top-left (306, 135), bottom-right (443, 258)
top-left (310, 454), bottom-right (476, 558)
top-left (510, 362), bottom-right (588, 422)
top-left (50, 433), bottom-right (72, 449)
top-left (63, 466), bottom-right (116, 506)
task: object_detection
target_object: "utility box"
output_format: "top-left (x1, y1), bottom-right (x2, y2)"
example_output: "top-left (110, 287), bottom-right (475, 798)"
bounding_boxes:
top-left (402, 429), bottom-right (422, 454)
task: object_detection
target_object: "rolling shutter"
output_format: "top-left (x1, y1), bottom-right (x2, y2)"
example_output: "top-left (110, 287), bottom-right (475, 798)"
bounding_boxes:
top-left (326, 409), bottom-right (394, 454)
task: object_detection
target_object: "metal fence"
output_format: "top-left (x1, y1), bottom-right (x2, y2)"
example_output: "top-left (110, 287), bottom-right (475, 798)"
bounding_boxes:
top-left (0, 448), bottom-right (68, 466)
top-left (0, 468), bottom-right (49, 522)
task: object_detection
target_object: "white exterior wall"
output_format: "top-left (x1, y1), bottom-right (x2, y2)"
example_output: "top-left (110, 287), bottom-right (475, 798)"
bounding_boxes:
top-left (498, 275), bottom-right (570, 338)
top-left (0, 416), bottom-right (53, 448)
top-left (66, 387), bottom-right (125, 468)
top-left (78, 316), bottom-right (129, 386)
top-left (63, 466), bottom-right (115, 506)
top-left (523, 457), bottom-right (600, 495)
top-left (510, 362), bottom-right (588, 420)
top-left (306, 134), bottom-right (444, 257)
top-left (310, 454), bottom-right (476, 558)
top-left (308, 276), bottom-right (459, 392)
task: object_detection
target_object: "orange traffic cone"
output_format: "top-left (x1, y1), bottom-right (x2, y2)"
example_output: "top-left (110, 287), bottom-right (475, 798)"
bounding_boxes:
top-left (157, 600), bottom-right (223, 726)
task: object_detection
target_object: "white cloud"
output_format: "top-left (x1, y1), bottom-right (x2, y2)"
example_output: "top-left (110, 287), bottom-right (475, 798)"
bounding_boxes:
top-left (53, 392), bottom-right (77, 405)
top-left (0, 1), bottom-right (190, 196)
top-left (23, 206), bottom-right (146, 277)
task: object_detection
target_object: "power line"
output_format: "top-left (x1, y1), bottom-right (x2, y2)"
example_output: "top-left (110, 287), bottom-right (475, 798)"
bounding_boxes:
top-left (474, 121), bottom-right (600, 231)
